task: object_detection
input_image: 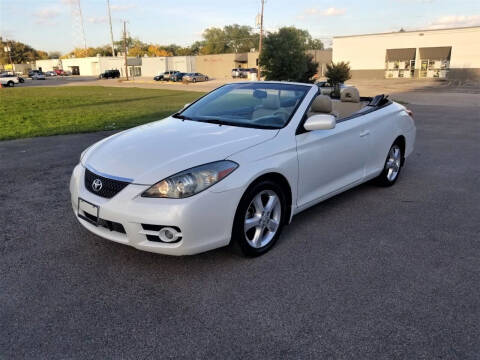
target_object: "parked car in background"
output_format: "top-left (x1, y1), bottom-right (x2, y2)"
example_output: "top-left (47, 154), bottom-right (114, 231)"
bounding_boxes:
top-left (183, 73), bottom-right (209, 83)
top-left (171, 72), bottom-right (186, 82)
top-left (99, 69), bottom-right (120, 79)
top-left (31, 72), bottom-right (46, 80)
top-left (55, 69), bottom-right (67, 76)
top-left (28, 70), bottom-right (41, 78)
top-left (232, 68), bottom-right (250, 78)
top-left (45, 71), bottom-right (57, 77)
top-left (1, 74), bottom-right (24, 83)
top-left (154, 70), bottom-right (180, 81)
top-left (315, 81), bottom-right (352, 96)
top-left (0, 75), bottom-right (20, 87)
top-left (231, 68), bottom-right (241, 78)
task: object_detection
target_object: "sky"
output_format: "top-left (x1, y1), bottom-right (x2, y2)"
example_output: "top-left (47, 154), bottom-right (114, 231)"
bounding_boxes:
top-left (1, 0), bottom-right (480, 53)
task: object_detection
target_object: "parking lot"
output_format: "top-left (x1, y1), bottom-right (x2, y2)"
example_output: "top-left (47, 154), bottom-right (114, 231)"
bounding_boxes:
top-left (1, 88), bottom-right (479, 358)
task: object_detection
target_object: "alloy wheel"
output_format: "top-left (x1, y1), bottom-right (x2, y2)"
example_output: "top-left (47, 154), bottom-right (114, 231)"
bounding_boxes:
top-left (244, 190), bottom-right (282, 249)
top-left (385, 144), bottom-right (401, 181)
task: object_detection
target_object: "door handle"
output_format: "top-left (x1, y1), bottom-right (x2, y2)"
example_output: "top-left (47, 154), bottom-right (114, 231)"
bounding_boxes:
top-left (360, 130), bottom-right (370, 137)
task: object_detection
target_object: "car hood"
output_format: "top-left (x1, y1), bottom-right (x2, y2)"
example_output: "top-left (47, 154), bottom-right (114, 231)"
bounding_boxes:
top-left (82, 117), bottom-right (278, 185)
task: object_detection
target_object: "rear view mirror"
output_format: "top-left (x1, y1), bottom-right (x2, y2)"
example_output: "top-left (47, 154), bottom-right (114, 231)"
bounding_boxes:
top-left (304, 114), bottom-right (336, 131)
top-left (253, 89), bottom-right (267, 99)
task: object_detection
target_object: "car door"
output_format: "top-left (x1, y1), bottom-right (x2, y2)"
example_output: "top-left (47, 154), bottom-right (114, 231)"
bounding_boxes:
top-left (295, 116), bottom-right (371, 208)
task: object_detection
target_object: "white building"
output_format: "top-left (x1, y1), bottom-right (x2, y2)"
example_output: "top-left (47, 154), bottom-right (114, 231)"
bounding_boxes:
top-left (34, 55), bottom-right (196, 77)
top-left (141, 56), bottom-right (196, 77)
top-left (333, 26), bottom-right (480, 80)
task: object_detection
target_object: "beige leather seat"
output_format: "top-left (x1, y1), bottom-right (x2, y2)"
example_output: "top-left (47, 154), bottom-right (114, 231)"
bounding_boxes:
top-left (252, 94), bottom-right (281, 118)
top-left (307, 95), bottom-right (337, 117)
top-left (332, 87), bottom-right (364, 119)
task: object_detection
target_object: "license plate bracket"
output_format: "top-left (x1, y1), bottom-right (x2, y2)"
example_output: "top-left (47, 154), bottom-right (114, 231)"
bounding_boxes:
top-left (78, 198), bottom-right (99, 226)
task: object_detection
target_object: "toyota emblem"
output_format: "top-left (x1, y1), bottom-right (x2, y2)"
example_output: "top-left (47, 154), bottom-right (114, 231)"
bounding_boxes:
top-left (92, 178), bottom-right (103, 192)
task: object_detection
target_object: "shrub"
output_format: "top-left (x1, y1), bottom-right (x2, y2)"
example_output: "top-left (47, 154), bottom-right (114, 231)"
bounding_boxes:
top-left (325, 61), bottom-right (352, 97)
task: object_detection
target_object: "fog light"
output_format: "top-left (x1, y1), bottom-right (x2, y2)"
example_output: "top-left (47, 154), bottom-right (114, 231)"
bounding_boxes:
top-left (158, 227), bottom-right (181, 243)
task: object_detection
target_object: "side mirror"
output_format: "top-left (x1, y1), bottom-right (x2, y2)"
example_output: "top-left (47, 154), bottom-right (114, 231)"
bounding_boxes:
top-left (183, 103), bottom-right (191, 108)
top-left (304, 114), bottom-right (336, 131)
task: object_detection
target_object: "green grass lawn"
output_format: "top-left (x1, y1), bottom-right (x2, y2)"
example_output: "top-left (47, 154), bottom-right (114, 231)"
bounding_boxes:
top-left (0, 86), bottom-right (204, 140)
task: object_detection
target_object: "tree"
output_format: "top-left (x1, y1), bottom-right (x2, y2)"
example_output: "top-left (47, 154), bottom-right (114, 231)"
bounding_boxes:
top-left (48, 51), bottom-right (62, 59)
top-left (147, 45), bottom-right (172, 57)
top-left (128, 46), bottom-right (147, 57)
top-left (199, 24), bottom-right (258, 54)
top-left (200, 27), bottom-right (229, 54)
top-left (307, 38), bottom-right (324, 50)
top-left (36, 50), bottom-right (49, 60)
top-left (0, 37), bottom-right (49, 64)
top-left (223, 24), bottom-right (258, 53)
top-left (259, 27), bottom-right (319, 82)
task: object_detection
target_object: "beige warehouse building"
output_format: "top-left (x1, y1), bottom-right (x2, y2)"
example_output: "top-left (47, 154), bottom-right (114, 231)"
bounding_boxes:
top-left (196, 50), bottom-right (332, 80)
top-left (333, 26), bottom-right (480, 80)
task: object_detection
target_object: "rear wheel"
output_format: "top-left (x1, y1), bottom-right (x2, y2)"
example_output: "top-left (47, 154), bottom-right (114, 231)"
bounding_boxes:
top-left (192, 78), bottom-right (196, 83)
top-left (7, 81), bottom-right (14, 87)
top-left (231, 180), bottom-right (286, 257)
top-left (375, 142), bottom-right (403, 186)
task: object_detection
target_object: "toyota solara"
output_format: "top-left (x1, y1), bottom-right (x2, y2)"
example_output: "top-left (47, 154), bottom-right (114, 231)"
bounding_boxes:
top-left (70, 81), bottom-right (415, 256)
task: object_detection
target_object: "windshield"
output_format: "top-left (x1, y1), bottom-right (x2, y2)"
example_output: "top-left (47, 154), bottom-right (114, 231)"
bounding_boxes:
top-left (178, 83), bottom-right (310, 129)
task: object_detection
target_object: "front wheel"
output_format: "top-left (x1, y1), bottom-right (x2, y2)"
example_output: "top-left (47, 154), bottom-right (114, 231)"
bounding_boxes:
top-left (375, 142), bottom-right (403, 186)
top-left (231, 180), bottom-right (286, 257)
top-left (192, 78), bottom-right (196, 83)
top-left (7, 81), bottom-right (14, 87)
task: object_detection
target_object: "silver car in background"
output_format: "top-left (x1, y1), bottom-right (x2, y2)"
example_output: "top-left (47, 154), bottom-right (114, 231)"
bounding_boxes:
top-left (183, 73), bottom-right (209, 83)
top-left (315, 81), bottom-right (353, 96)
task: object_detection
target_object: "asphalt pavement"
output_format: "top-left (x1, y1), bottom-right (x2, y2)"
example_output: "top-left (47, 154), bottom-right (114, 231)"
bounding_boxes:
top-left (1, 100), bottom-right (479, 359)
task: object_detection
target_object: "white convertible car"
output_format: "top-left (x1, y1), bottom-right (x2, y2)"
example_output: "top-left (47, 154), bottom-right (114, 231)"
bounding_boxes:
top-left (70, 81), bottom-right (415, 256)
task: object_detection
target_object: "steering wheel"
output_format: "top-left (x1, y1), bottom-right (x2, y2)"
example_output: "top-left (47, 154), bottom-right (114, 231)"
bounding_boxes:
top-left (253, 109), bottom-right (289, 126)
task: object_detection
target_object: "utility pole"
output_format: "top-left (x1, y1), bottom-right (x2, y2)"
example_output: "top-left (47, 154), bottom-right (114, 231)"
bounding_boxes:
top-left (4, 40), bottom-right (14, 74)
top-left (258, 0), bottom-right (264, 57)
top-left (123, 20), bottom-right (129, 80)
top-left (106, 0), bottom-right (115, 56)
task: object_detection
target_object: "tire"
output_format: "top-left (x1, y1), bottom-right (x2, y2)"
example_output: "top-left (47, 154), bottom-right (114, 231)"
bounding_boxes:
top-left (231, 180), bottom-right (287, 257)
top-left (205, 76), bottom-right (208, 81)
top-left (375, 141), bottom-right (403, 186)
top-left (19, 78), bottom-right (24, 83)
top-left (7, 81), bottom-right (14, 87)
top-left (192, 78), bottom-right (196, 83)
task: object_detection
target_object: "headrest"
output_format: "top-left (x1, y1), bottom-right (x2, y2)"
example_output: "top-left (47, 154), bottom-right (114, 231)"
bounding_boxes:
top-left (262, 94), bottom-right (280, 110)
top-left (310, 95), bottom-right (332, 113)
top-left (340, 87), bottom-right (360, 103)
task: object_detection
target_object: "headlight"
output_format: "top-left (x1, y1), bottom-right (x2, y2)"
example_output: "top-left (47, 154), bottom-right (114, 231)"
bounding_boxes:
top-left (142, 161), bottom-right (238, 198)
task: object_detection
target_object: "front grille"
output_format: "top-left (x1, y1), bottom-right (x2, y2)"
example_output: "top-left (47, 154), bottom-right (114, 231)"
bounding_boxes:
top-left (84, 168), bottom-right (129, 198)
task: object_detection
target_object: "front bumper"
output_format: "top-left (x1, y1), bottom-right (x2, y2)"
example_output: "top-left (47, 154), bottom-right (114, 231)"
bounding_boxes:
top-left (70, 164), bottom-right (244, 255)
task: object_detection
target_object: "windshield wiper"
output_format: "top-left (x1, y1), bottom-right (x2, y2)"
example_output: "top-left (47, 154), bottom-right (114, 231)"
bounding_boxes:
top-left (172, 113), bottom-right (192, 120)
top-left (198, 118), bottom-right (229, 125)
